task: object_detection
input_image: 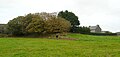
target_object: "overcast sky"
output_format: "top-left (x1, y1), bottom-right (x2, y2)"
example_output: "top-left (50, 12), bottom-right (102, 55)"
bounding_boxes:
top-left (0, 0), bottom-right (120, 32)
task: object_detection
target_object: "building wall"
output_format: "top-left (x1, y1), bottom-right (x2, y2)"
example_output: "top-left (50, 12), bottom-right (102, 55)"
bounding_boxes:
top-left (90, 27), bottom-right (101, 33)
top-left (117, 32), bottom-right (120, 36)
top-left (90, 30), bottom-right (95, 33)
top-left (95, 27), bottom-right (101, 33)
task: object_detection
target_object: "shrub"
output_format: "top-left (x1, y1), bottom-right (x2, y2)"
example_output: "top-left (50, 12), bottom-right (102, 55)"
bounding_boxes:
top-left (88, 33), bottom-right (117, 36)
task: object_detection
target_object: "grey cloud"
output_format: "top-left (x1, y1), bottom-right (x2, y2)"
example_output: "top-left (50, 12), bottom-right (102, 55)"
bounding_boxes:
top-left (0, 0), bottom-right (120, 32)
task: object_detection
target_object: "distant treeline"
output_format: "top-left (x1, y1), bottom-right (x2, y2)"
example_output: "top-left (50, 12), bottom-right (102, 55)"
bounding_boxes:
top-left (88, 33), bottom-right (117, 36)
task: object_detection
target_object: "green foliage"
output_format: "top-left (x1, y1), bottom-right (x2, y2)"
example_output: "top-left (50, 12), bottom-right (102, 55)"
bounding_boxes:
top-left (58, 10), bottom-right (80, 26)
top-left (26, 14), bottom-right (44, 33)
top-left (58, 10), bottom-right (80, 32)
top-left (7, 16), bottom-right (24, 35)
top-left (88, 33), bottom-right (117, 36)
top-left (44, 17), bottom-right (71, 33)
top-left (22, 13), bottom-right (38, 34)
top-left (71, 26), bottom-right (90, 34)
top-left (79, 26), bottom-right (90, 34)
top-left (7, 12), bottom-right (71, 36)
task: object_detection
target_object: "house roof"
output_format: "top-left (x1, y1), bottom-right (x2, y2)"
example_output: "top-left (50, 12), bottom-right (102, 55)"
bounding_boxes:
top-left (89, 25), bottom-right (101, 30)
top-left (89, 26), bottom-right (97, 30)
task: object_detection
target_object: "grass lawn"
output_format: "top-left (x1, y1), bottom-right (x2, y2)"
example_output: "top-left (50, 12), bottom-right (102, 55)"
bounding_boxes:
top-left (0, 33), bottom-right (120, 57)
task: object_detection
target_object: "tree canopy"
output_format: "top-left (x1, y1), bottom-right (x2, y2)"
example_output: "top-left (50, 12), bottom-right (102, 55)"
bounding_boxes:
top-left (44, 17), bottom-right (71, 33)
top-left (58, 10), bottom-right (80, 26)
top-left (7, 12), bottom-right (71, 35)
top-left (7, 16), bottom-right (24, 35)
top-left (58, 10), bottom-right (80, 32)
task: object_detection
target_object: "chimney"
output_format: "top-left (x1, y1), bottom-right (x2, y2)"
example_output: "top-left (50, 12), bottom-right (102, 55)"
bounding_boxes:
top-left (97, 25), bottom-right (99, 27)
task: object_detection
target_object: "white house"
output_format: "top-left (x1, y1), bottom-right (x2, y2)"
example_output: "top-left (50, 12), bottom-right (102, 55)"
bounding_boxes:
top-left (89, 25), bottom-right (102, 33)
top-left (117, 32), bottom-right (120, 36)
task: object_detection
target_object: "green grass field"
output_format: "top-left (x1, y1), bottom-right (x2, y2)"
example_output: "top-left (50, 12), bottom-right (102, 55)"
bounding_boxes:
top-left (0, 33), bottom-right (120, 57)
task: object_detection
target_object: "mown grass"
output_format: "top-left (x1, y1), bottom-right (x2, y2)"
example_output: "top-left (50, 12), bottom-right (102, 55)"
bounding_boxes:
top-left (0, 33), bottom-right (120, 57)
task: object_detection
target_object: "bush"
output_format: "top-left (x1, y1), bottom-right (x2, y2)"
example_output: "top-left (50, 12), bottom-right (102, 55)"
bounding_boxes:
top-left (88, 33), bottom-right (117, 36)
top-left (70, 26), bottom-right (90, 34)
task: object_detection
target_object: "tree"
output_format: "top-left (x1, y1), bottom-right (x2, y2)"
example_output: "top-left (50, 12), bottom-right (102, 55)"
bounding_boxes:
top-left (26, 13), bottom-right (71, 34)
top-left (58, 10), bottom-right (80, 32)
top-left (22, 13), bottom-right (35, 34)
top-left (58, 10), bottom-right (80, 26)
top-left (7, 12), bottom-right (71, 36)
top-left (75, 26), bottom-right (90, 34)
top-left (34, 12), bottom-right (71, 34)
top-left (7, 16), bottom-right (24, 35)
top-left (44, 17), bottom-right (71, 33)
top-left (26, 15), bottom-right (45, 34)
